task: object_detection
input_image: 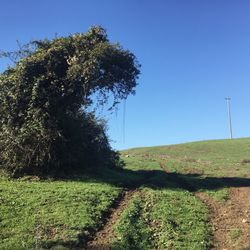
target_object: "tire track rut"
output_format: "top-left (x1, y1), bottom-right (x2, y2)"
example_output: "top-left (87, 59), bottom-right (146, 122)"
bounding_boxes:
top-left (86, 189), bottom-right (138, 250)
top-left (83, 171), bottom-right (156, 249)
top-left (160, 162), bottom-right (250, 250)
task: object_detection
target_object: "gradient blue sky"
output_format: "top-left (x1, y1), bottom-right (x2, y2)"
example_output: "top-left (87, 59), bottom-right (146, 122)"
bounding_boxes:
top-left (1, 0), bottom-right (250, 149)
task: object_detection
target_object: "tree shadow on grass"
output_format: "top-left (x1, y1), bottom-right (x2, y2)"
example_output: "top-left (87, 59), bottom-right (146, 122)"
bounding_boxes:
top-left (83, 167), bottom-right (250, 192)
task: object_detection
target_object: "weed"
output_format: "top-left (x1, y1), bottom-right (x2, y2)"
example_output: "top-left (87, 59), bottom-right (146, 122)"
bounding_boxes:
top-left (229, 228), bottom-right (242, 240)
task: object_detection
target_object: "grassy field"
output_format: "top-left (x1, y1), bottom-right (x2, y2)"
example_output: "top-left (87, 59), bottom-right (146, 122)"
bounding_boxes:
top-left (1, 138), bottom-right (250, 249)
top-left (0, 176), bottom-right (122, 250)
top-left (115, 138), bottom-right (250, 249)
top-left (122, 138), bottom-right (250, 177)
top-left (122, 138), bottom-right (250, 203)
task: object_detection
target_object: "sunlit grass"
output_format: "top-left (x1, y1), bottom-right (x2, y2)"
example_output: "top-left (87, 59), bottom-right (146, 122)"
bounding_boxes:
top-left (0, 179), bottom-right (121, 249)
top-left (112, 188), bottom-right (211, 249)
top-left (122, 138), bottom-right (250, 177)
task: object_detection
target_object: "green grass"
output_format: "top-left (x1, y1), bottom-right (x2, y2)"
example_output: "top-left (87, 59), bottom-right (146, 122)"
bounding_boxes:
top-left (111, 193), bottom-right (153, 250)
top-left (205, 188), bottom-right (229, 202)
top-left (122, 138), bottom-right (250, 177)
top-left (149, 188), bottom-right (210, 249)
top-left (112, 188), bottom-right (210, 249)
top-left (1, 138), bottom-right (250, 249)
top-left (0, 178), bottom-right (121, 250)
top-left (122, 138), bottom-right (250, 201)
top-left (122, 157), bottom-right (161, 171)
top-left (116, 138), bottom-right (250, 249)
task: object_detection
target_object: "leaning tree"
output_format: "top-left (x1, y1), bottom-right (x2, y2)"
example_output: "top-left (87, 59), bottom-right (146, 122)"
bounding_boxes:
top-left (0, 26), bottom-right (140, 176)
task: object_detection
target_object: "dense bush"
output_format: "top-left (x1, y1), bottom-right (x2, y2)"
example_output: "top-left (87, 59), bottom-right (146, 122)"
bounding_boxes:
top-left (0, 26), bottom-right (140, 176)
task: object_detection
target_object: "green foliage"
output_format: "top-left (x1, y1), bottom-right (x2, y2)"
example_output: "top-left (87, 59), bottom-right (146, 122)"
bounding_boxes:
top-left (0, 26), bottom-right (140, 176)
top-left (0, 178), bottom-right (121, 249)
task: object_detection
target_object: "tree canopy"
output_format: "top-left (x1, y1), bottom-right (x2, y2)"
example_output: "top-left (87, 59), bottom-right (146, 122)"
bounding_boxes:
top-left (0, 26), bottom-right (140, 176)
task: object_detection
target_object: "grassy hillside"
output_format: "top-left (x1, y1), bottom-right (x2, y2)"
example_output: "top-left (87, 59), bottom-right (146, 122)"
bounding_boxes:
top-left (122, 138), bottom-right (250, 177)
top-left (112, 138), bottom-right (250, 249)
top-left (1, 138), bottom-right (249, 249)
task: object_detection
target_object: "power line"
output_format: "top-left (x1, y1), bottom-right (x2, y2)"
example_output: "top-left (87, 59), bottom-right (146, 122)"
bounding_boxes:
top-left (122, 99), bottom-right (126, 144)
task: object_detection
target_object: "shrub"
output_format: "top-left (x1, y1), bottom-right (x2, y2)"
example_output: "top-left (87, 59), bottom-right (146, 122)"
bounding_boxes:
top-left (0, 26), bottom-right (140, 176)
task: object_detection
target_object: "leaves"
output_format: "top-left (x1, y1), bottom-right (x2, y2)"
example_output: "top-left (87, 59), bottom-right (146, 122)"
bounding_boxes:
top-left (0, 26), bottom-right (140, 176)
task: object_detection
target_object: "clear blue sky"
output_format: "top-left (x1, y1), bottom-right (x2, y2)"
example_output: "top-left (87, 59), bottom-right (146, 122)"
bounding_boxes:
top-left (1, 0), bottom-right (250, 150)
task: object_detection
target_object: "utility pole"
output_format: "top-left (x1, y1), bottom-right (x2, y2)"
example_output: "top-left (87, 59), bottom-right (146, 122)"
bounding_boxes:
top-left (225, 97), bottom-right (233, 139)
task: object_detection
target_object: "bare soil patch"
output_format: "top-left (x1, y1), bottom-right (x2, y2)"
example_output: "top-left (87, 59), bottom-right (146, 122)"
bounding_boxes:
top-left (196, 187), bottom-right (250, 250)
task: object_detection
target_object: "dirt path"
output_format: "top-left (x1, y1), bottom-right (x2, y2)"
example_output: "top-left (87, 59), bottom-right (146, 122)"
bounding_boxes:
top-left (159, 162), bottom-right (250, 249)
top-left (85, 189), bottom-right (138, 250)
top-left (197, 187), bottom-right (250, 250)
